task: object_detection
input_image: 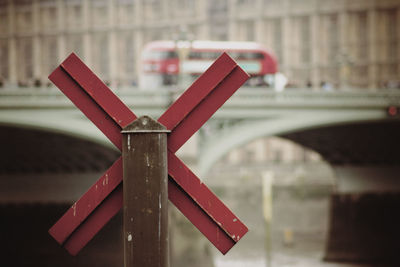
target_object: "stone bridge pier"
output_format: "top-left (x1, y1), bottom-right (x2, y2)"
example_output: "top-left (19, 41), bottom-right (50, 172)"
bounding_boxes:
top-left (283, 120), bottom-right (400, 264)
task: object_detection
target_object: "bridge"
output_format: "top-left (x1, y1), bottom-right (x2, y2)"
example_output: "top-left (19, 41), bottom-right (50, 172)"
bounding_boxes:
top-left (1, 87), bottom-right (400, 264)
top-left (2, 87), bottom-right (399, 173)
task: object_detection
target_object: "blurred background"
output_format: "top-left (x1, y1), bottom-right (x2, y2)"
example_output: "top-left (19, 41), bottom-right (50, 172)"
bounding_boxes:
top-left (1, 0), bottom-right (400, 266)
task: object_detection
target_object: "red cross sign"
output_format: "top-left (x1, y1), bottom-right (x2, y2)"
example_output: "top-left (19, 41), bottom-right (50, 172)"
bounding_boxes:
top-left (48, 52), bottom-right (249, 256)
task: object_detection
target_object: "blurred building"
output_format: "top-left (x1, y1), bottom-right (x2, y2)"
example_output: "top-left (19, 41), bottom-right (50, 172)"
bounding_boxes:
top-left (0, 0), bottom-right (399, 88)
top-left (0, 0), bottom-right (208, 87)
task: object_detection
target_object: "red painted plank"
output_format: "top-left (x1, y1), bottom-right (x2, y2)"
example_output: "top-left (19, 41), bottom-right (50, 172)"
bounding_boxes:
top-left (60, 53), bottom-right (137, 129)
top-left (49, 157), bottom-right (122, 246)
top-left (168, 151), bottom-right (248, 244)
top-left (64, 184), bottom-right (123, 255)
top-left (49, 157), bottom-right (122, 247)
top-left (168, 179), bottom-right (235, 254)
top-left (158, 52), bottom-right (236, 131)
top-left (167, 66), bottom-right (249, 153)
top-left (48, 67), bottom-right (124, 150)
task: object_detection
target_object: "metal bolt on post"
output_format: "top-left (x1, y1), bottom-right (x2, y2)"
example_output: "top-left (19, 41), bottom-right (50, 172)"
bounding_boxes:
top-left (121, 115), bottom-right (170, 267)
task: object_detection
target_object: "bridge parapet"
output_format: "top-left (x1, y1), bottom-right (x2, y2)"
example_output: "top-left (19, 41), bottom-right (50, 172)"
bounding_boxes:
top-left (0, 87), bottom-right (171, 111)
top-left (231, 89), bottom-right (400, 108)
top-left (1, 87), bottom-right (400, 112)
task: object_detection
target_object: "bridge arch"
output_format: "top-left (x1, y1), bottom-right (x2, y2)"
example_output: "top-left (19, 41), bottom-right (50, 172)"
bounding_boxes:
top-left (0, 114), bottom-right (119, 176)
top-left (0, 110), bottom-right (116, 150)
top-left (199, 109), bottom-right (388, 175)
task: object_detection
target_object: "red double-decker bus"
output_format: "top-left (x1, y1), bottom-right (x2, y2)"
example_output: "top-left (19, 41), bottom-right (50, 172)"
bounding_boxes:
top-left (140, 40), bottom-right (278, 88)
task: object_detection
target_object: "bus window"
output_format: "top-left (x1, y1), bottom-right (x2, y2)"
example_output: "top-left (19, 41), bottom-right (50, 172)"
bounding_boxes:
top-left (143, 50), bottom-right (178, 60)
top-left (238, 52), bottom-right (264, 60)
top-left (188, 51), bottom-right (201, 59)
top-left (226, 52), bottom-right (264, 60)
top-left (188, 51), bottom-right (221, 59)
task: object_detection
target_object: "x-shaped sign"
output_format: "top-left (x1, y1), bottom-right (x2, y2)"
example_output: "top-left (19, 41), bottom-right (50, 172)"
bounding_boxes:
top-left (48, 52), bottom-right (249, 256)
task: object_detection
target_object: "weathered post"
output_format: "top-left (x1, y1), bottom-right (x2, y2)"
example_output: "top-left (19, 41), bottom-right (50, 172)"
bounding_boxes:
top-left (121, 115), bottom-right (170, 267)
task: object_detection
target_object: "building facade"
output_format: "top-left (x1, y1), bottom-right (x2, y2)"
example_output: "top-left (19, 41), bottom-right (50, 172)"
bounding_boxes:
top-left (231, 0), bottom-right (400, 89)
top-left (0, 0), bottom-right (399, 89)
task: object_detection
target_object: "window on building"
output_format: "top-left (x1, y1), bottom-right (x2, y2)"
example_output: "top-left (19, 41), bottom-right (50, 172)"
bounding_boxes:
top-left (124, 35), bottom-right (135, 75)
top-left (41, 36), bottom-right (58, 79)
top-left (380, 8), bottom-right (398, 83)
top-left (346, 11), bottom-right (368, 87)
top-left (290, 16), bottom-right (311, 85)
top-left (237, 0), bottom-right (256, 8)
top-left (386, 9), bottom-right (397, 62)
top-left (321, 13), bottom-right (340, 84)
top-left (273, 149), bottom-right (282, 163)
top-left (40, 1), bottom-right (57, 32)
top-left (187, 25), bottom-right (198, 39)
top-left (348, 11), bottom-right (368, 63)
top-left (15, 0), bottom-right (32, 4)
top-left (116, 0), bottom-right (135, 25)
top-left (0, 39), bottom-right (8, 81)
top-left (357, 11), bottom-right (368, 62)
top-left (327, 14), bottom-right (339, 63)
top-left (143, 0), bottom-right (162, 21)
top-left (242, 20), bottom-right (255, 41)
top-left (271, 18), bottom-right (282, 63)
top-left (353, 65), bottom-right (368, 88)
top-left (0, 3), bottom-right (8, 34)
top-left (90, 0), bottom-right (108, 27)
top-left (144, 29), bottom-right (166, 45)
top-left (117, 32), bottom-right (135, 85)
top-left (65, 0), bottom-right (83, 30)
top-left (208, 0), bottom-right (228, 40)
top-left (17, 37), bottom-right (33, 84)
top-left (299, 16), bottom-right (310, 64)
top-left (263, 0), bottom-right (282, 9)
top-left (91, 33), bottom-right (109, 82)
top-left (16, 2), bottom-right (33, 33)
top-left (66, 34), bottom-right (84, 58)
top-left (172, 0), bottom-right (196, 17)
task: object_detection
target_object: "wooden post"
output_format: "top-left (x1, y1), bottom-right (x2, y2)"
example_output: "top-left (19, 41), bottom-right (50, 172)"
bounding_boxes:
top-left (121, 116), bottom-right (170, 267)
